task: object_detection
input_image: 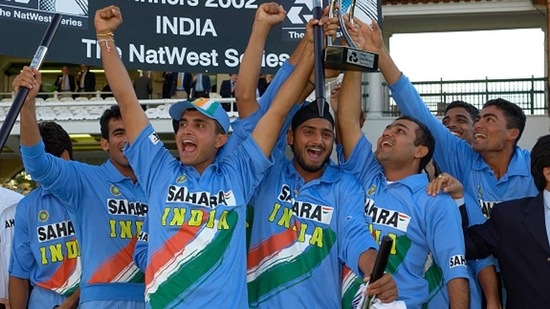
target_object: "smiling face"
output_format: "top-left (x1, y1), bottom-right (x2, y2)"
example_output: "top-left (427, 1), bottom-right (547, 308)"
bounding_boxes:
top-left (288, 118), bottom-right (334, 179)
top-left (176, 110), bottom-right (227, 174)
top-left (101, 118), bottom-right (130, 170)
top-left (375, 119), bottom-right (428, 172)
top-left (471, 105), bottom-right (519, 154)
top-left (442, 107), bottom-right (475, 144)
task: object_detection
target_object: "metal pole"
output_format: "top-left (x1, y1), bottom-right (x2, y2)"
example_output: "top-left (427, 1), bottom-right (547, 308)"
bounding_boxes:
top-left (0, 14), bottom-right (63, 153)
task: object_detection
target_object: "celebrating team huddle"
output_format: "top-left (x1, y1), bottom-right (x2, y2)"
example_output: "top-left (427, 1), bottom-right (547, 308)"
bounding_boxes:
top-left (1, 3), bottom-right (549, 309)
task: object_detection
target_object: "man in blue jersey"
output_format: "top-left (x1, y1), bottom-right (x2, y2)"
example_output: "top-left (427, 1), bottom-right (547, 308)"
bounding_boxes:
top-left (246, 101), bottom-right (397, 308)
top-left (353, 17), bottom-right (535, 308)
top-left (95, 4), bottom-right (338, 308)
top-left (430, 99), bottom-right (501, 309)
top-left (359, 22), bottom-right (537, 219)
top-left (16, 69), bottom-right (148, 308)
top-left (334, 19), bottom-right (470, 308)
top-left (442, 101), bottom-right (479, 145)
top-left (233, 9), bottom-right (397, 307)
top-left (9, 121), bottom-right (80, 309)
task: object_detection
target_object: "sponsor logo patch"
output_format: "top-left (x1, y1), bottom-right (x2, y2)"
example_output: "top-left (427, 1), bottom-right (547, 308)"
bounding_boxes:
top-left (149, 132), bottom-right (160, 145)
top-left (449, 254), bottom-right (467, 268)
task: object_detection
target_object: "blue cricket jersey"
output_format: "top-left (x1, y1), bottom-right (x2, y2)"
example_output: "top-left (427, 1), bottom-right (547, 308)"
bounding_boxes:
top-left (247, 158), bottom-right (376, 308)
top-left (389, 74), bottom-right (538, 217)
top-left (21, 141), bottom-right (147, 304)
top-left (127, 124), bottom-right (272, 308)
top-left (339, 136), bottom-right (469, 308)
top-left (9, 187), bottom-right (80, 308)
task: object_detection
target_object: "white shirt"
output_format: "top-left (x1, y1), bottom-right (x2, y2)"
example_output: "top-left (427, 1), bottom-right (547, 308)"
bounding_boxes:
top-left (0, 187), bottom-right (23, 301)
top-left (80, 71), bottom-right (87, 88)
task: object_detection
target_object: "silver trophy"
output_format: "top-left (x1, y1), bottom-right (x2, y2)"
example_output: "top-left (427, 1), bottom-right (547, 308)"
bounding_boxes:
top-left (325, 0), bottom-right (380, 71)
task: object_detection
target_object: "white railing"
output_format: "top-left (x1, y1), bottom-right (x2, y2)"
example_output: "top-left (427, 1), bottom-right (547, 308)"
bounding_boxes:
top-left (0, 95), bottom-right (240, 123)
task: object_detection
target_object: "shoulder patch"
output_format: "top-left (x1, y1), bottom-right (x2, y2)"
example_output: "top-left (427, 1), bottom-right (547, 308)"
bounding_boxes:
top-left (149, 132), bottom-right (160, 145)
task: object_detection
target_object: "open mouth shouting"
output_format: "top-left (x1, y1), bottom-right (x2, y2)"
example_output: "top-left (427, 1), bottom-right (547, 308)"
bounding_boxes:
top-left (181, 139), bottom-right (197, 154)
top-left (306, 146), bottom-right (325, 161)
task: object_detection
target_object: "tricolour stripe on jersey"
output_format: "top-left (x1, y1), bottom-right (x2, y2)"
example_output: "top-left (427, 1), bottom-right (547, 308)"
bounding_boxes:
top-left (246, 223), bottom-right (336, 306)
top-left (36, 254), bottom-right (81, 296)
top-left (88, 236), bottom-right (143, 284)
top-left (146, 210), bottom-right (238, 309)
top-left (247, 221), bottom-right (298, 271)
top-left (341, 265), bottom-right (362, 309)
top-left (386, 234), bottom-right (411, 274)
top-left (342, 233), bottom-right (413, 306)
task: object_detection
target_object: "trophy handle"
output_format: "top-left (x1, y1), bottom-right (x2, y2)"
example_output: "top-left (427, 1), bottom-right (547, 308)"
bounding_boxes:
top-left (350, 0), bottom-right (356, 24)
top-left (327, 0), bottom-right (340, 46)
top-left (324, 0), bottom-right (379, 71)
top-left (338, 9), bottom-right (357, 49)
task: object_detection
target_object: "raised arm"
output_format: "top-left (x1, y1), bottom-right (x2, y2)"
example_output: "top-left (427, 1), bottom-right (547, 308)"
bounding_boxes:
top-left (235, 2), bottom-right (286, 118)
top-left (251, 19), bottom-right (316, 157)
top-left (336, 18), bottom-right (367, 161)
top-left (356, 19), bottom-right (473, 181)
top-left (352, 19), bottom-right (400, 85)
top-left (15, 67), bottom-right (42, 147)
top-left (95, 6), bottom-right (149, 144)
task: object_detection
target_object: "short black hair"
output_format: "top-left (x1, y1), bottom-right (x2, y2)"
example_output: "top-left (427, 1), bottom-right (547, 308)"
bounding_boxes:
top-left (530, 134), bottom-right (550, 191)
top-left (100, 105), bottom-right (122, 140)
top-left (445, 100), bottom-right (479, 121)
top-left (396, 115), bottom-right (435, 173)
top-left (172, 119), bottom-right (179, 134)
top-left (482, 98), bottom-right (526, 146)
top-left (38, 121), bottom-right (73, 159)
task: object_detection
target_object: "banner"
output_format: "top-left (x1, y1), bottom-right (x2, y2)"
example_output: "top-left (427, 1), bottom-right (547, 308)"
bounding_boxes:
top-left (0, 0), bottom-right (320, 73)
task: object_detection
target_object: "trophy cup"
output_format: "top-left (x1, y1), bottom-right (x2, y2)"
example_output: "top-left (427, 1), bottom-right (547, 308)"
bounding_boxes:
top-left (324, 0), bottom-right (381, 71)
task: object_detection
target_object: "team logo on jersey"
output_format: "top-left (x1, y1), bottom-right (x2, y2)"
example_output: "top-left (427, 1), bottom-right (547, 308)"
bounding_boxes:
top-left (110, 185), bottom-right (121, 196)
top-left (149, 132), bottom-right (160, 145)
top-left (276, 184), bottom-right (334, 224)
top-left (365, 198), bottom-right (411, 232)
top-left (176, 174), bottom-right (187, 183)
top-left (107, 199), bottom-right (149, 217)
top-left (166, 185), bottom-right (237, 208)
top-left (449, 254), bottom-right (467, 268)
top-left (37, 220), bottom-right (76, 242)
top-left (367, 185), bottom-right (376, 196)
top-left (291, 201), bottom-right (334, 224)
top-left (38, 210), bottom-right (49, 222)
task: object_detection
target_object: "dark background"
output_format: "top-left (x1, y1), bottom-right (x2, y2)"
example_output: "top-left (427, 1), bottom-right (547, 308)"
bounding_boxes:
top-left (0, 0), bottom-right (310, 73)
